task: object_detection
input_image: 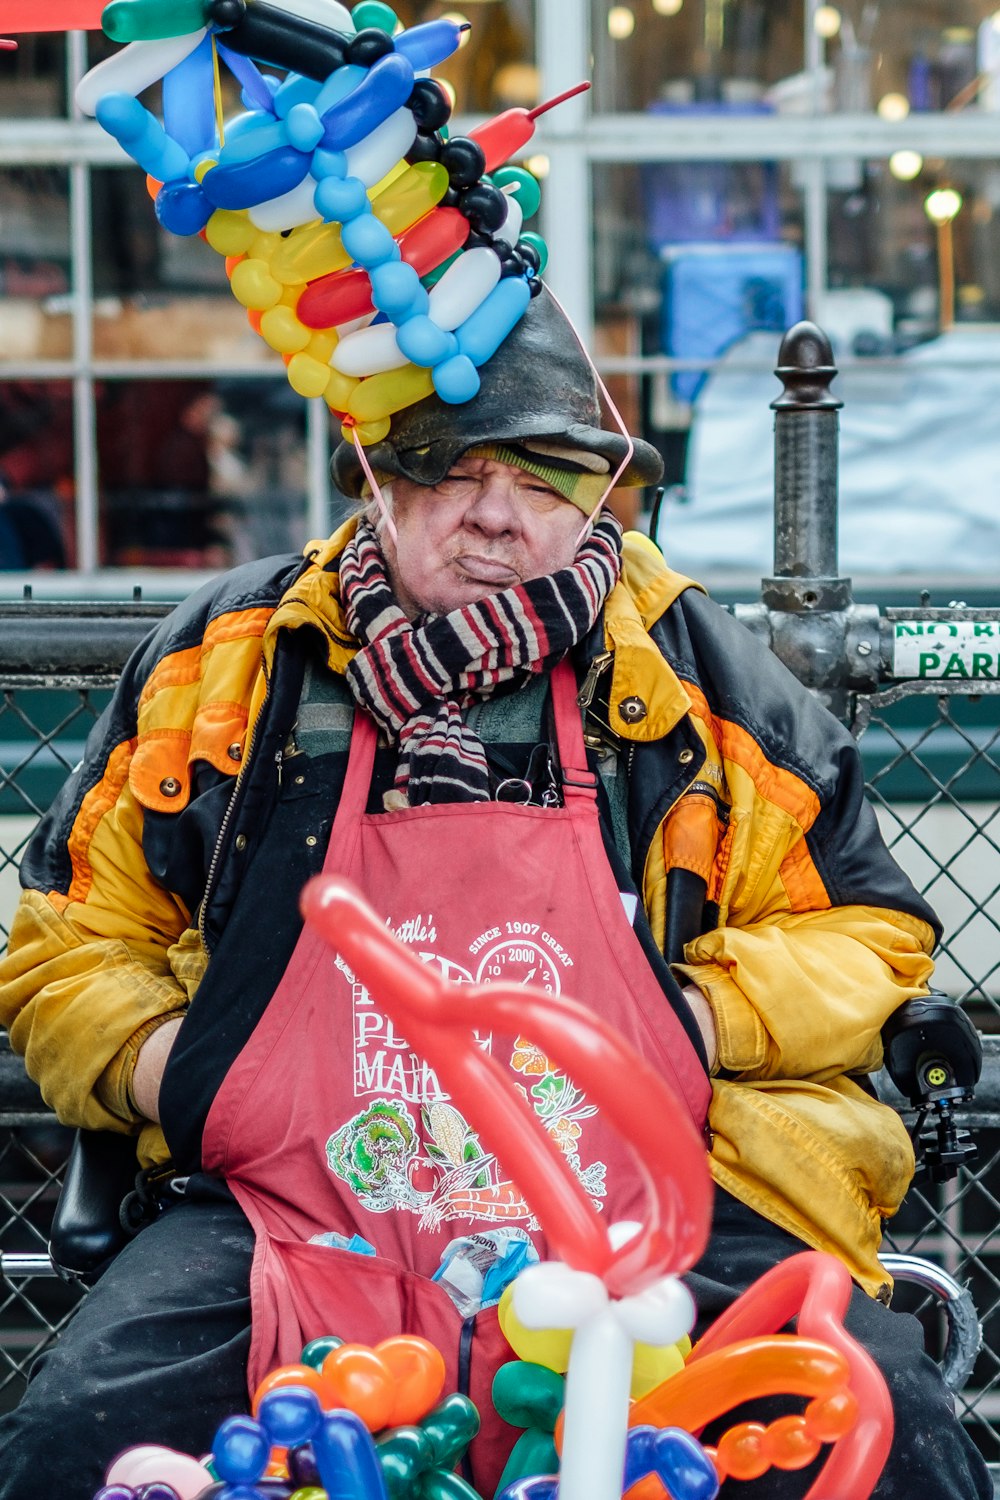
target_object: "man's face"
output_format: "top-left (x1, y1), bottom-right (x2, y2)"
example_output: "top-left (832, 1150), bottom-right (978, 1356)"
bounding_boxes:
top-left (382, 454), bottom-right (585, 619)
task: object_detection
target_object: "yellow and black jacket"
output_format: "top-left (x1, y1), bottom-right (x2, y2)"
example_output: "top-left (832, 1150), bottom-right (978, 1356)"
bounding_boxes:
top-left (0, 520), bottom-right (938, 1297)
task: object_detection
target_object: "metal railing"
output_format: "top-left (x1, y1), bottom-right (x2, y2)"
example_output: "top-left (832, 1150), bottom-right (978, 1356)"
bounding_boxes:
top-left (0, 325), bottom-right (998, 1479)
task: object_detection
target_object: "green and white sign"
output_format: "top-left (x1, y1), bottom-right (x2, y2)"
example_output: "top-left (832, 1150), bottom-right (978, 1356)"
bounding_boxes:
top-left (893, 620), bottom-right (1000, 680)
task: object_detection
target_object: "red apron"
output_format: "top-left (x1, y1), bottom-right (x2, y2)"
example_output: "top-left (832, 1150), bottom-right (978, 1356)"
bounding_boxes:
top-left (202, 660), bottom-right (710, 1492)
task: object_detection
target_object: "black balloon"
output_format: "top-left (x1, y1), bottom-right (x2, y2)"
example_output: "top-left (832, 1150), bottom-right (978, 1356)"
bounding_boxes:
top-left (463, 229), bottom-right (495, 251)
top-left (206, 0), bottom-right (246, 27)
top-left (498, 251), bottom-right (525, 278)
top-left (287, 1443), bottom-right (321, 1487)
top-left (407, 78), bottom-right (452, 131)
top-left (517, 239), bottom-right (542, 273)
top-left (347, 27), bottom-right (395, 66)
top-left (405, 130), bottom-right (443, 165)
top-left (460, 183), bottom-right (508, 233)
top-left (440, 185), bottom-right (462, 209)
top-left (529, 274), bottom-right (543, 296)
top-left (440, 136), bottom-right (486, 190)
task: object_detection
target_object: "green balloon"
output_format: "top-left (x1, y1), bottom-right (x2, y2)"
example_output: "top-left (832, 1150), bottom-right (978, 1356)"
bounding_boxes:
top-left (493, 1428), bottom-right (560, 1497)
top-left (420, 1472), bottom-right (483, 1500)
top-left (300, 1333), bottom-right (344, 1369)
top-left (376, 1426), bottom-right (430, 1498)
top-left (352, 0), bottom-right (398, 32)
top-left (493, 167), bottom-right (542, 222)
top-left (491, 1360), bottom-right (564, 1432)
top-left (419, 1393), bottom-right (481, 1469)
top-left (518, 231), bottom-right (548, 275)
top-left (102, 0), bottom-right (208, 42)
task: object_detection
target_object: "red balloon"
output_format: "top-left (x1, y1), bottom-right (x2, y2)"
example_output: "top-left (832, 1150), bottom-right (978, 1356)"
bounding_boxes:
top-left (300, 876), bottom-right (713, 1297)
top-left (686, 1251), bottom-right (893, 1500)
top-left (296, 207), bottom-right (469, 330)
top-left (0, 2), bottom-right (104, 29)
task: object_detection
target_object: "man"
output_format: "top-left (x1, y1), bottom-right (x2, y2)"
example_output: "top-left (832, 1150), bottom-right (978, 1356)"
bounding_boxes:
top-left (0, 290), bottom-right (990, 1498)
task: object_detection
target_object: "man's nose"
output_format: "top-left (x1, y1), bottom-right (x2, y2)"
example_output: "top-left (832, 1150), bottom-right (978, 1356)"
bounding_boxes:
top-left (464, 476), bottom-right (522, 536)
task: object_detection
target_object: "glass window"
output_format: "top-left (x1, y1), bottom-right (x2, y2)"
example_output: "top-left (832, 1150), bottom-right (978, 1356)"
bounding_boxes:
top-left (95, 377), bottom-right (309, 569)
top-left (0, 382), bottom-right (74, 571)
top-left (0, 168), bottom-right (72, 363)
top-left (0, 32), bottom-right (68, 118)
top-left (395, 1), bottom-right (537, 113)
top-left (593, 158), bottom-right (805, 499)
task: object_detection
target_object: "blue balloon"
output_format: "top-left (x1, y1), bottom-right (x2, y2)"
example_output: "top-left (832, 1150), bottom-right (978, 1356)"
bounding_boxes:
top-left (319, 52), bottom-right (414, 152)
top-left (154, 179), bottom-right (213, 236)
top-left (285, 102), bottom-right (325, 153)
top-left (370, 261), bottom-right (426, 321)
top-left (315, 64), bottom-right (367, 116)
top-left (495, 1479), bottom-right (558, 1500)
top-left (212, 1415), bottom-right (270, 1485)
top-left (162, 33), bottom-right (216, 158)
top-left (94, 94), bottom-right (190, 184)
top-left (272, 72), bottom-right (321, 119)
top-left (217, 117), bottom-right (287, 164)
top-left (433, 353), bottom-right (480, 404)
top-left (623, 1426), bottom-right (719, 1500)
top-left (340, 211), bottom-right (398, 266)
top-left (314, 173), bottom-right (368, 222)
top-left (394, 18), bottom-right (467, 71)
top-left (201, 144), bottom-right (311, 209)
top-left (257, 1387), bottom-right (323, 1449)
top-left (216, 45), bottom-right (275, 114)
top-left (455, 276), bottom-right (531, 367)
top-left (312, 146), bottom-right (348, 181)
top-left (313, 1410), bottom-right (388, 1500)
top-left (396, 315), bottom-right (455, 367)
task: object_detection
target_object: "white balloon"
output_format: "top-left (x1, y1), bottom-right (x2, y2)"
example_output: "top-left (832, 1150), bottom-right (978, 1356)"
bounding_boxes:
top-left (331, 321), bottom-right (407, 376)
top-left (76, 31), bottom-right (207, 117)
top-left (248, 176), bottom-right (322, 231)
top-left (265, 0), bottom-right (354, 30)
top-left (110, 1450), bottom-right (211, 1500)
top-left (345, 107), bottom-right (417, 188)
top-left (615, 1275), bottom-right (695, 1346)
top-left (560, 1308), bottom-right (634, 1500)
top-left (428, 248), bottom-right (501, 332)
top-left (512, 1261), bottom-right (607, 1330)
top-left (495, 194), bottom-right (524, 249)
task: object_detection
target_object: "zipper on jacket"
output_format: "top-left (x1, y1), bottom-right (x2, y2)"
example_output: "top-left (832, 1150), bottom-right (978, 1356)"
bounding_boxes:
top-left (198, 657), bottom-right (272, 950)
top-left (576, 649), bottom-right (613, 712)
top-left (686, 778), bottom-right (730, 824)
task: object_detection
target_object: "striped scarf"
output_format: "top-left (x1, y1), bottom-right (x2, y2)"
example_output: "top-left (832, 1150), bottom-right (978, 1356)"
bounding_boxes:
top-left (340, 515), bottom-right (623, 805)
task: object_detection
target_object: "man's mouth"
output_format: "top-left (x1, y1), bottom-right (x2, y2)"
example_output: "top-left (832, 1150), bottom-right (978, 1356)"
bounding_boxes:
top-left (453, 554), bottom-right (521, 586)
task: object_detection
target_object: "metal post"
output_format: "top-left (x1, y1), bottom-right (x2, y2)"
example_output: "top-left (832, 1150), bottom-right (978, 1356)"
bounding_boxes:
top-left (732, 321), bottom-right (881, 716)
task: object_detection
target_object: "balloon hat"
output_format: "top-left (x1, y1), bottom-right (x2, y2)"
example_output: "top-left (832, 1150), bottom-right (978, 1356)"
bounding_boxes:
top-left (72, 0), bottom-right (590, 449)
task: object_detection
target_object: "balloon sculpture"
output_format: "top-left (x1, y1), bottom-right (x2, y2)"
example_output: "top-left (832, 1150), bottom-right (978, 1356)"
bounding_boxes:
top-left (90, 878), bottom-right (895, 1499)
top-left (53, 0), bottom-right (578, 450)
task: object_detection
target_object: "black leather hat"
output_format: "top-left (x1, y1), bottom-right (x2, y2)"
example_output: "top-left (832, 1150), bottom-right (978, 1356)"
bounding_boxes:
top-left (331, 284), bottom-right (664, 499)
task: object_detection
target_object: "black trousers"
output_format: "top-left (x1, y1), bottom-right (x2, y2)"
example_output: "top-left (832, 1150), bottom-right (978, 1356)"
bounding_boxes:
top-left (0, 1180), bottom-right (991, 1500)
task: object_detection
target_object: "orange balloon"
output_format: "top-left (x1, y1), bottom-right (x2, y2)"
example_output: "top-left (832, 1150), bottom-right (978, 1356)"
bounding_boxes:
top-left (766, 1414), bottom-right (822, 1471)
top-left (376, 1335), bottom-right (447, 1427)
top-left (251, 1363), bottom-right (332, 1415)
top-left (805, 1388), bottom-right (858, 1443)
top-left (629, 1335), bottom-right (848, 1435)
top-left (716, 1421), bottom-right (769, 1481)
top-left (321, 1344), bottom-right (396, 1433)
top-left (225, 254), bottom-right (246, 278)
top-left (247, 309), bottom-right (264, 336)
top-left (145, 174), bottom-right (162, 202)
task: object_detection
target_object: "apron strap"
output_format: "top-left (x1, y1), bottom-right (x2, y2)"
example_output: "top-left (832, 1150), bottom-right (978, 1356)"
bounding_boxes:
top-left (323, 706), bottom-right (378, 870)
top-left (551, 658), bottom-right (599, 803)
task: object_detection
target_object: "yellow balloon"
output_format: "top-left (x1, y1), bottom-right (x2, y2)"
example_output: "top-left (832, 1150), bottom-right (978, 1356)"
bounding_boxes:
top-left (306, 330), bottom-right (338, 364)
top-left (343, 416), bottom-right (392, 446)
top-left (630, 1336), bottom-right (688, 1399)
top-left (287, 352), bottom-right (335, 399)
top-left (375, 161), bottom-right (449, 238)
top-left (325, 368), bottom-right (361, 414)
top-left (272, 221), bottom-right (350, 284)
top-left (260, 305), bottom-right (312, 355)
top-left (205, 209), bottom-right (256, 257)
top-left (347, 363), bottom-right (435, 424)
top-left (368, 158), bottom-right (408, 198)
top-left (498, 1284), bottom-right (573, 1374)
top-left (230, 258), bottom-right (282, 311)
top-left (194, 157), bottom-right (217, 184)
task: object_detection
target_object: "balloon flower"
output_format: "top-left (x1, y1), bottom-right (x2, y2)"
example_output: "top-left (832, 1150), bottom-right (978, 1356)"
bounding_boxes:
top-left (75, 0), bottom-right (582, 446)
top-left (301, 875), bottom-right (716, 1500)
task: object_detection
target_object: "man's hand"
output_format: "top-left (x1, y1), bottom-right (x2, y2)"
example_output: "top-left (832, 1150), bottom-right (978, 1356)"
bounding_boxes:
top-left (131, 1016), bottom-right (184, 1124)
top-left (681, 982), bottom-right (718, 1073)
